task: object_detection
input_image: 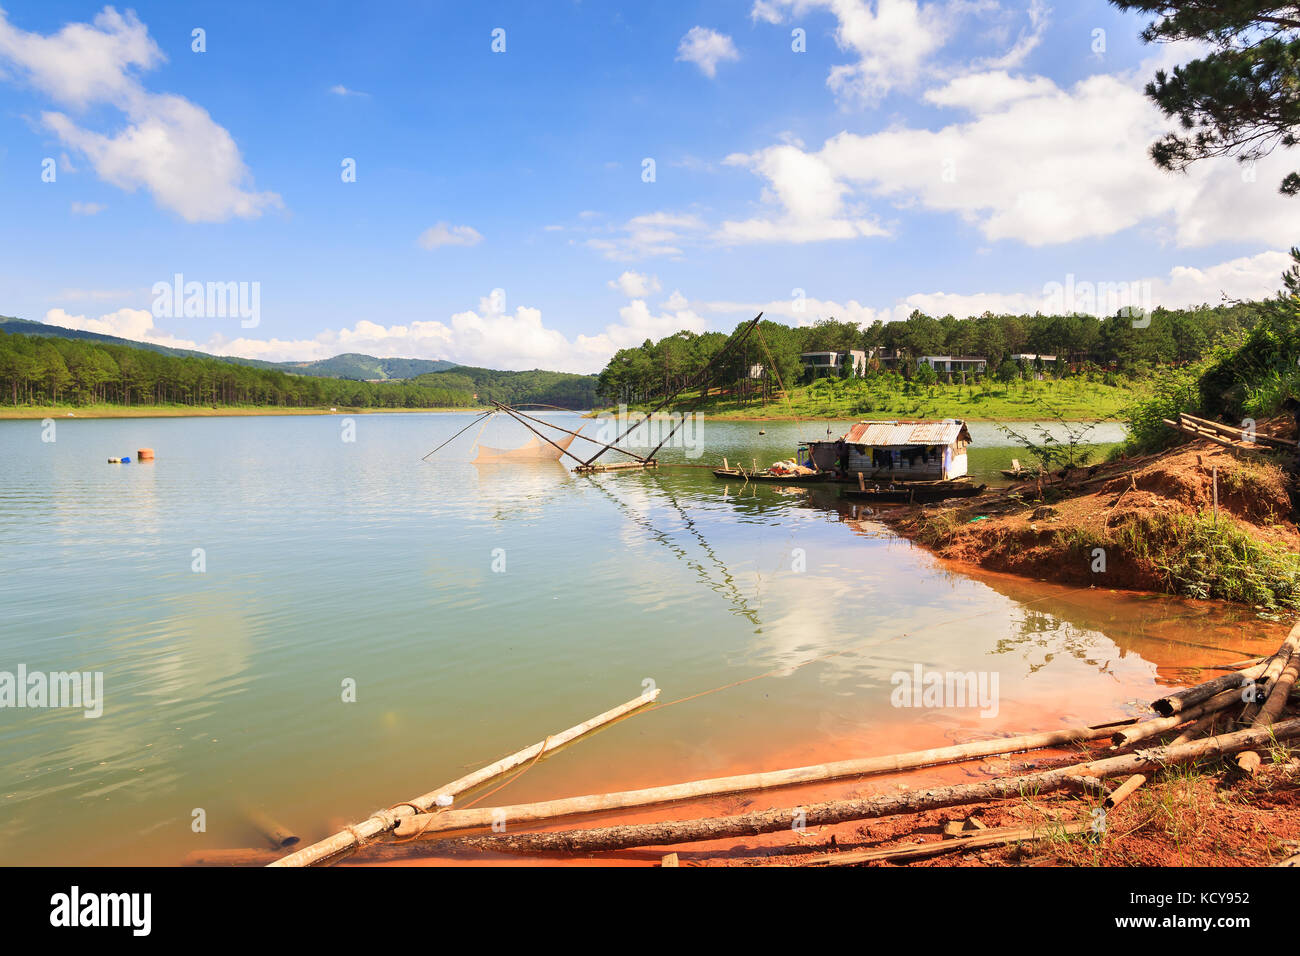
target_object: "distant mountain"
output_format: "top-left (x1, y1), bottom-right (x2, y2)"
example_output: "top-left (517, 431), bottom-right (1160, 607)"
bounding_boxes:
top-left (0, 318), bottom-right (456, 380)
top-left (274, 353), bottom-right (459, 380)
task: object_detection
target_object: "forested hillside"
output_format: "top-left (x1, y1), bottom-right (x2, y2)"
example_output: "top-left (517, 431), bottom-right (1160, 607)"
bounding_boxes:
top-left (0, 325), bottom-right (597, 411)
top-left (595, 303), bottom-right (1261, 405)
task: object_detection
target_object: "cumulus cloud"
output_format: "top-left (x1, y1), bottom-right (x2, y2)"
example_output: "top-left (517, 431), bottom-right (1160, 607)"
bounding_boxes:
top-left (676, 26), bottom-right (740, 78)
top-left (750, 1), bottom-right (1053, 105)
top-left (689, 250), bottom-right (1294, 325)
top-left (417, 222), bottom-right (484, 249)
top-left (608, 271), bottom-right (662, 297)
top-left (43, 288), bottom-right (709, 374)
top-left (723, 61), bottom-right (1299, 248)
top-left (719, 143), bottom-right (887, 242)
top-left (0, 7), bottom-right (280, 222)
top-left (70, 201), bottom-right (106, 215)
top-left (751, 0), bottom-right (951, 104)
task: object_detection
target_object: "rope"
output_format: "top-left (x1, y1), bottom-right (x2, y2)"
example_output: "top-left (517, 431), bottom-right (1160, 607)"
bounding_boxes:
top-left (421, 410), bottom-right (495, 461)
top-left (387, 735), bottom-right (557, 843)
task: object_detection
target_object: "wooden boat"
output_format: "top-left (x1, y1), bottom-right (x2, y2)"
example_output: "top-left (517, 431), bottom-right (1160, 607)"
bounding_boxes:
top-left (842, 480), bottom-right (987, 504)
top-left (712, 468), bottom-right (831, 484)
top-left (1000, 458), bottom-right (1036, 481)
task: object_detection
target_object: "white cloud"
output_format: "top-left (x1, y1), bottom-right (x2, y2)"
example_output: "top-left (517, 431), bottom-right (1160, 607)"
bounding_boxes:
top-left (417, 222), bottom-right (484, 249)
top-left (690, 249), bottom-right (1293, 324)
top-left (608, 271), bottom-right (662, 297)
top-left (676, 26), bottom-right (740, 78)
top-left (70, 201), bottom-right (106, 215)
top-left (44, 289), bottom-right (709, 375)
top-left (922, 69), bottom-right (1055, 111)
top-left (977, 0), bottom-right (1049, 70)
top-left (329, 84), bottom-right (367, 97)
top-left (726, 61), bottom-right (1299, 248)
top-left (0, 7), bottom-right (280, 223)
top-left (753, 0), bottom-right (950, 104)
top-left (44, 307), bottom-right (202, 351)
top-left (719, 143), bottom-right (887, 242)
top-left (752, 1), bottom-right (1053, 106)
top-left (585, 211), bottom-right (708, 260)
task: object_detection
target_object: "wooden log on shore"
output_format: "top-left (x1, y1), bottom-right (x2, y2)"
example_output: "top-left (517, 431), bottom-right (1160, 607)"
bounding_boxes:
top-left (1112, 688), bottom-right (1242, 748)
top-left (1239, 624), bottom-right (1300, 725)
top-left (1162, 418), bottom-right (1275, 458)
top-left (391, 718), bottom-right (1140, 839)
top-left (399, 719), bottom-right (1300, 855)
top-left (807, 820), bottom-right (1093, 867)
top-left (1237, 655), bottom-right (1300, 773)
top-left (1151, 663), bottom-right (1266, 717)
top-left (1178, 413), bottom-right (1298, 450)
top-left (1104, 712), bottom-right (1220, 810)
top-left (268, 689), bottom-right (660, 867)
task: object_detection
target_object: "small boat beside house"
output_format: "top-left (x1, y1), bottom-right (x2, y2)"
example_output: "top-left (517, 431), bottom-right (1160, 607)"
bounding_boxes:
top-left (842, 479), bottom-right (986, 505)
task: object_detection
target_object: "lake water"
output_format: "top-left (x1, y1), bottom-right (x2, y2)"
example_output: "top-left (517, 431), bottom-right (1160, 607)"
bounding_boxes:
top-left (0, 412), bottom-right (1279, 865)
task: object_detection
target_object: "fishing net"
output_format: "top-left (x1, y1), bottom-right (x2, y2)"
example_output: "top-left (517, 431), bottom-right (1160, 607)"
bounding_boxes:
top-left (471, 431), bottom-right (580, 463)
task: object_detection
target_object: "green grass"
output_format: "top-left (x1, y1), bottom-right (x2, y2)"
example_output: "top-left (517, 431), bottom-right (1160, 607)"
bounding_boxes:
top-left (1126, 511), bottom-right (1300, 611)
top-left (606, 377), bottom-right (1143, 422)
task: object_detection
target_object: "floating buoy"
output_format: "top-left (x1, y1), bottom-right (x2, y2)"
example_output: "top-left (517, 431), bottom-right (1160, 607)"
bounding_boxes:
top-left (759, 429), bottom-right (766, 435)
top-left (137, 448), bottom-right (155, 461)
top-left (107, 458), bottom-right (120, 464)
top-left (121, 456), bottom-right (131, 463)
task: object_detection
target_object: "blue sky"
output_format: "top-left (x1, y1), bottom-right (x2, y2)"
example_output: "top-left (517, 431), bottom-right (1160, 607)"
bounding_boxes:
top-left (0, 1), bottom-right (1296, 372)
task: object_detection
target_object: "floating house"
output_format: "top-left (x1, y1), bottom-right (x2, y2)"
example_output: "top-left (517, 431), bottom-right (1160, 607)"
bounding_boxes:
top-left (804, 419), bottom-right (973, 481)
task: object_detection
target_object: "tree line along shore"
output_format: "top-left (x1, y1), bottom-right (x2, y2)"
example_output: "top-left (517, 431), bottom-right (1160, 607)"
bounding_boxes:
top-left (0, 327), bottom-right (598, 414)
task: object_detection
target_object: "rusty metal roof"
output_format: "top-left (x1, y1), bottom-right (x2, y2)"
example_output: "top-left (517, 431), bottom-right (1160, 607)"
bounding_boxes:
top-left (838, 420), bottom-right (971, 446)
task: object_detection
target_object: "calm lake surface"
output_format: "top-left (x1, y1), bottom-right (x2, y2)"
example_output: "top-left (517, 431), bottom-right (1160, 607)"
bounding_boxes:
top-left (0, 412), bottom-right (1280, 865)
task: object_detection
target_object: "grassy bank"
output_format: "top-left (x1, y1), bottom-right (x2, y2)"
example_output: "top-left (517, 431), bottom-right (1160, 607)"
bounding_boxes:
top-left (0, 404), bottom-right (473, 420)
top-left (603, 377), bottom-right (1142, 422)
top-left (888, 440), bottom-right (1300, 614)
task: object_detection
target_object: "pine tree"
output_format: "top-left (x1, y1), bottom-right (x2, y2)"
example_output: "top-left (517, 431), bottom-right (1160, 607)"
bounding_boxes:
top-left (1113, 1), bottom-right (1300, 194)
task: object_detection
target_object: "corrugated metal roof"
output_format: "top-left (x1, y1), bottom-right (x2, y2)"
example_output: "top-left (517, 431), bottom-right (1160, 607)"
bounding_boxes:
top-left (839, 420), bottom-right (971, 446)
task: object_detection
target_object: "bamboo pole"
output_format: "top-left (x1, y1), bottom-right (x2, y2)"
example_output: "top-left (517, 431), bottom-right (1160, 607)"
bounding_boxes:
top-left (391, 718), bottom-right (1140, 838)
top-left (406, 719), bottom-right (1300, 855)
top-left (501, 404), bottom-right (646, 462)
top-left (1111, 688), bottom-right (1242, 748)
top-left (490, 402), bottom-right (590, 467)
top-left (1237, 626), bottom-right (1300, 773)
top-left (421, 410), bottom-right (494, 461)
top-left (1179, 412), bottom-right (1297, 450)
top-left (1151, 662), bottom-right (1266, 716)
top-left (1105, 712), bottom-right (1219, 809)
top-left (268, 689), bottom-right (660, 867)
top-left (580, 313), bottom-right (761, 467)
top-left (1239, 623), bottom-right (1300, 725)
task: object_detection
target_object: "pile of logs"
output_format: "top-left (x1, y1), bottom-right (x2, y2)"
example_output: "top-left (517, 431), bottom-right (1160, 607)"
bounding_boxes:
top-left (1163, 412), bottom-right (1299, 459)
top-left (191, 624), bottom-right (1300, 868)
